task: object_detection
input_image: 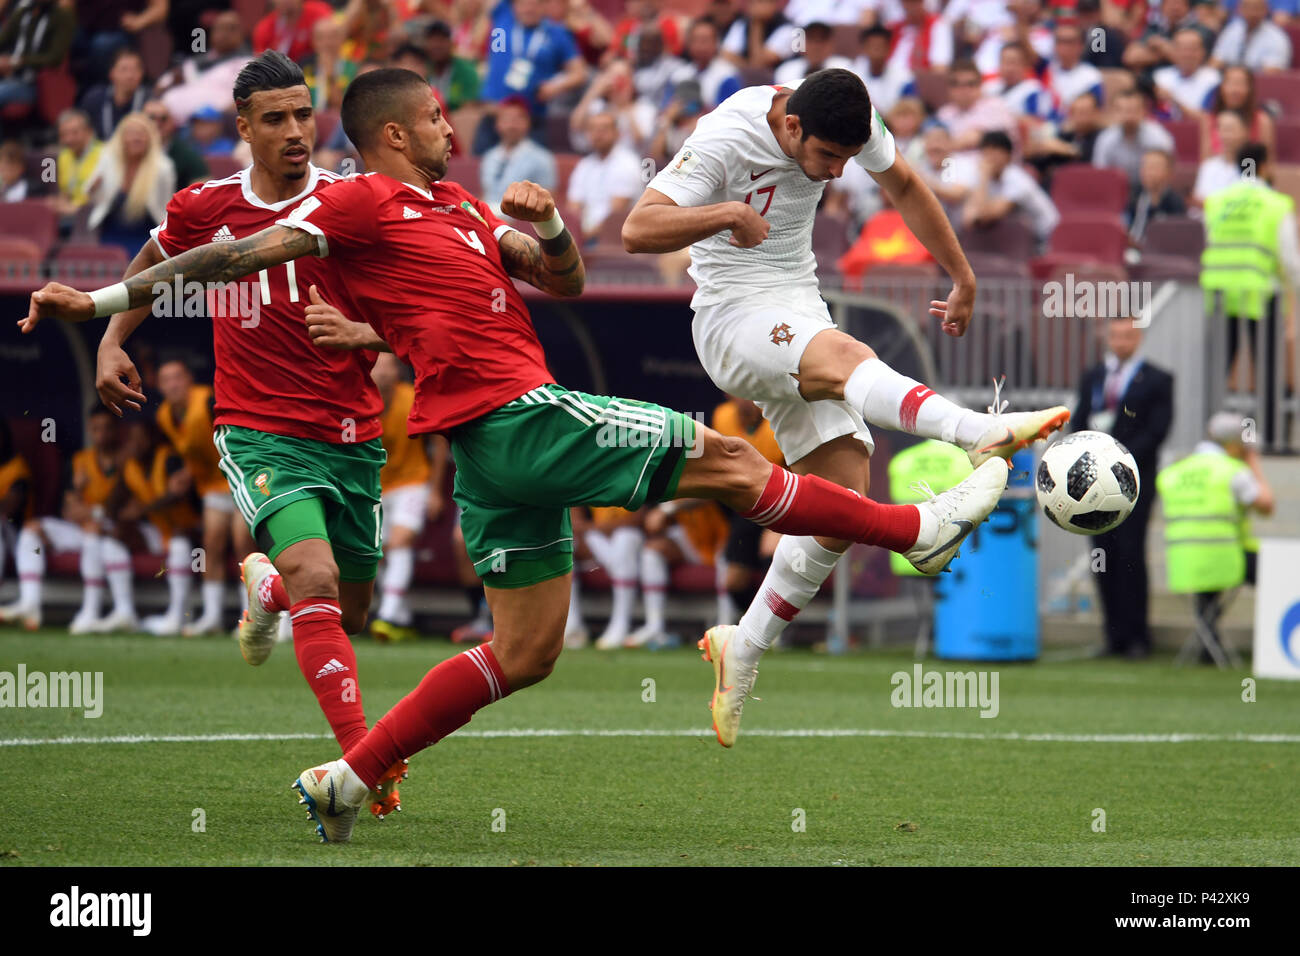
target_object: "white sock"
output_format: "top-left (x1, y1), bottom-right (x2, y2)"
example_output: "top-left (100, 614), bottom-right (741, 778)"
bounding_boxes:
top-left (566, 574), bottom-right (583, 632)
top-left (734, 535), bottom-right (843, 667)
top-left (165, 536), bottom-right (192, 620)
top-left (640, 546), bottom-right (668, 633)
top-left (201, 580), bottom-right (224, 623)
top-left (16, 526), bottom-right (43, 608)
top-left (378, 546), bottom-right (414, 624)
top-left (79, 535), bottom-right (105, 619)
top-left (844, 358), bottom-right (984, 447)
top-left (102, 537), bottom-right (134, 617)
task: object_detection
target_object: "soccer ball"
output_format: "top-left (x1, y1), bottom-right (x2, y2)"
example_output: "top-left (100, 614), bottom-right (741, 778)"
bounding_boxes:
top-left (1035, 431), bottom-right (1140, 536)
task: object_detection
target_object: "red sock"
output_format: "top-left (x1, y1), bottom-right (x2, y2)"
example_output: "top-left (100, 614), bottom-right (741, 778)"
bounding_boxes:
top-left (290, 598), bottom-right (368, 752)
top-left (742, 464), bottom-right (920, 553)
top-left (257, 573), bottom-right (290, 612)
top-left (343, 643), bottom-right (509, 788)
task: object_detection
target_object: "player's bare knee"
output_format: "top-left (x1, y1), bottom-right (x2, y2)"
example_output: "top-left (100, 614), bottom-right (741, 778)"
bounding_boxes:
top-left (281, 561), bottom-right (339, 602)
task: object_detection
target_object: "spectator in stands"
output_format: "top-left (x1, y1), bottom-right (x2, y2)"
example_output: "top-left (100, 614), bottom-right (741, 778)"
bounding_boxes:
top-left (720, 0), bottom-right (797, 72)
top-left (476, 0), bottom-right (588, 154)
top-left (254, 0), bottom-right (336, 64)
top-left (889, 0), bottom-right (955, 74)
top-left (142, 99), bottom-right (208, 187)
top-left (1044, 21), bottom-right (1104, 112)
top-left (546, 0), bottom-right (614, 67)
top-left (962, 129), bottom-right (1060, 242)
top-left (573, 506), bottom-right (645, 649)
top-left (1026, 90), bottom-right (1107, 184)
top-left (0, 140), bottom-right (27, 201)
top-left (705, 0), bottom-right (740, 38)
top-left (570, 59), bottom-right (653, 154)
top-left (0, 0), bottom-right (74, 127)
top-left (53, 108), bottom-right (103, 217)
top-left (1201, 63), bottom-right (1276, 159)
top-left (1123, 0), bottom-right (1217, 72)
top-left (851, 25), bottom-right (915, 117)
top-left (919, 124), bottom-right (977, 215)
top-left (450, 0), bottom-right (492, 61)
top-left (1127, 148), bottom-right (1187, 241)
top-left (886, 96), bottom-right (927, 166)
top-left (72, 0), bottom-right (165, 84)
top-left (773, 20), bottom-right (852, 85)
top-left (340, 0), bottom-right (405, 65)
top-left (985, 40), bottom-right (1055, 122)
top-left (480, 94), bottom-right (557, 211)
top-left (632, 499), bottom-right (730, 648)
top-left (0, 420), bottom-right (33, 598)
top-left (647, 77), bottom-right (704, 167)
top-left (86, 111), bottom-right (176, 256)
top-left (1193, 108), bottom-right (1249, 205)
top-left (188, 104), bottom-right (238, 158)
top-left (425, 19), bottom-right (481, 112)
top-left (1211, 0), bottom-right (1293, 71)
top-left (0, 408), bottom-right (137, 633)
top-left (608, 0), bottom-right (682, 63)
top-left (1092, 87), bottom-right (1176, 186)
top-left (1077, 0), bottom-right (1128, 68)
top-left (936, 59), bottom-right (1017, 153)
top-left (1153, 28), bottom-right (1221, 119)
top-left (629, 25), bottom-right (683, 105)
top-left (390, 43), bottom-right (432, 79)
top-left (567, 110), bottom-right (644, 240)
top-left (80, 47), bottom-right (150, 141)
top-left (155, 10), bottom-right (253, 125)
top-left (943, 0), bottom-right (1014, 55)
top-left (667, 18), bottom-right (740, 111)
top-left (301, 12), bottom-right (355, 112)
top-left (787, 0), bottom-right (877, 25)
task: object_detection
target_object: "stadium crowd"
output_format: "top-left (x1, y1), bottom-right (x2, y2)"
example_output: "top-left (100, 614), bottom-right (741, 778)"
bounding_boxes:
top-left (1, 0), bottom-right (1297, 645)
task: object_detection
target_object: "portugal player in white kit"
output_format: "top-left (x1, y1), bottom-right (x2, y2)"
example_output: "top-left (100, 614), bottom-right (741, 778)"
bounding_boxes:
top-left (624, 70), bottom-right (1070, 747)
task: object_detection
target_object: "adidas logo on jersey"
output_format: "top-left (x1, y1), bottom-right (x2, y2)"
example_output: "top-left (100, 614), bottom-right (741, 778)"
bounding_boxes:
top-left (314, 658), bottom-right (350, 679)
top-left (211, 225), bottom-right (236, 242)
top-left (402, 206), bottom-right (423, 219)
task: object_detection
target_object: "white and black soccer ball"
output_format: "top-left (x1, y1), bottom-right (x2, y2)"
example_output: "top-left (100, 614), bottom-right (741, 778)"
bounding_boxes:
top-left (1035, 431), bottom-right (1140, 536)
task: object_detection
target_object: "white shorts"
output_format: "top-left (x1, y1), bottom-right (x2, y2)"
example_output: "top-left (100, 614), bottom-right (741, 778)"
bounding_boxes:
top-left (692, 290), bottom-right (874, 465)
top-left (202, 490), bottom-right (236, 514)
top-left (664, 523), bottom-right (703, 565)
top-left (38, 516), bottom-right (85, 554)
top-left (382, 483), bottom-right (429, 540)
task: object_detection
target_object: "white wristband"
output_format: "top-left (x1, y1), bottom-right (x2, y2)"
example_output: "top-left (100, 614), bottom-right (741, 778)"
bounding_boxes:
top-left (89, 283), bottom-right (130, 318)
top-left (534, 210), bottom-right (565, 240)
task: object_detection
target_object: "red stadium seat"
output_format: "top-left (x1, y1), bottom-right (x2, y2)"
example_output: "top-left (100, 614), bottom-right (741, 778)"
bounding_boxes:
top-left (1050, 164), bottom-right (1130, 214)
top-left (812, 211), bottom-right (851, 268)
top-left (913, 70), bottom-right (949, 109)
top-left (50, 243), bottom-right (130, 282)
top-left (443, 154), bottom-right (480, 190)
top-left (1, 200), bottom-right (58, 255)
top-left (314, 109), bottom-right (340, 148)
top-left (205, 155), bottom-right (244, 181)
top-left (1287, 25), bottom-right (1300, 68)
top-left (1131, 254), bottom-right (1201, 281)
top-left (965, 252), bottom-right (1032, 278)
top-left (958, 216), bottom-right (1038, 261)
top-left (0, 236), bottom-right (43, 288)
top-left (1142, 216), bottom-right (1203, 257)
top-left (1161, 118), bottom-right (1202, 163)
top-left (1048, 213), bottom-right (1129, 264)
top-left (1275, 119), bottom-right (1300, 164)
top-left (1256, 71), bottom-right (1300, 114)
top-left (555, 152), bottom-right (581, 192)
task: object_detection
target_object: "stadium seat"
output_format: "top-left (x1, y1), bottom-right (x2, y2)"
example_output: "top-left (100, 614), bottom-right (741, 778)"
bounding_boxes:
top-left (1171, 160), bottom-right (1197, 196)
top-left (1161, 118), bottom-right (1202, 163)
top-left (1255, 71), bottom-right (1300, 114)
top-left (1, 200), bottom-right (57, 255)
top-left (137, 23), bottom-right (174, 80)
top-left (206, 155), bottom-right (243, 181)
top-left (913, 70), bottom-right (948, 110)
top-left (812, 211), bottom-right (851, 267)
top-left (1047, 213), bottom-right (1129, 264)
top-left (314, 109), bottom-right (340, 148)
top-left (0, 237), bottom-right (42, 289)
top-left (1274, 164), bottom-right (1300, 206)
top-left (1287, 24), bottom-right (1300, 67)
top-left (965, 252), bottom-right (1031, 278)
top-left (543, 114), bottom-right (574, 153)
top-left (555, 152), bottom-right (581, 192)
top-left (444, 154), bottom-right (480, 190)
top-left (50, 243), bottom-right (130, 282)
top-left (1131, 254), bottom-right (1201, 281)
top-left (958, 216), bottom-right (1037, 261)
top-left (1142, 216), bottom-right (1204, 258)
top-left (1274, 119), bottom-right (1300, 164)
top-left (1050, 164), bottom-right (1130, 215)
top-left (233, 0), bottom-right (267, 29)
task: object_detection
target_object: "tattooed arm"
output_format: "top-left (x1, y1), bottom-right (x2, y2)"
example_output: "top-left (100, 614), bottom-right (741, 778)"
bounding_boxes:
top-left (20, 225), bottom-right (319, 331)
top-left (496, 180), bottom-right (585, 298)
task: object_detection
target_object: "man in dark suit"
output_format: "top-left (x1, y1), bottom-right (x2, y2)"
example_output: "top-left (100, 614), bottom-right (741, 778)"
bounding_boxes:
top-left (1073, 316), bottom-right (1175, 658)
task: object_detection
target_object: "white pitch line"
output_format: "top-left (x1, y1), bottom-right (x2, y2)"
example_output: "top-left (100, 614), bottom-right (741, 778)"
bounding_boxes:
top-left (1, 728), bottom-right (1298, 747)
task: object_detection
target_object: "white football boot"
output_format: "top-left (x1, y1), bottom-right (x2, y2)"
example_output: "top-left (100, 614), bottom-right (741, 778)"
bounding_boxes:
top-left (904, 458), bottom-right (1009, 575)
top-left (237, 553), bottom-right (281, 665)
top-left (698, 624), bottom-right (755, 749)
top-left (292, 761), bottom-right (362, 844)
top-left (966, 377), bottom-right (1070, 467)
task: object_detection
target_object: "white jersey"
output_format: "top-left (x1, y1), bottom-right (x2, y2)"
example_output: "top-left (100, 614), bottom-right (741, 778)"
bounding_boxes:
top-left (646, 80), bottom-right (896, 307)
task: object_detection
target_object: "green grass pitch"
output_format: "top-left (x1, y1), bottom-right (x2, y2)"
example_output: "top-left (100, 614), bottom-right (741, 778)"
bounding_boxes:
top-left (1, 627), bottom-right (1298, 866)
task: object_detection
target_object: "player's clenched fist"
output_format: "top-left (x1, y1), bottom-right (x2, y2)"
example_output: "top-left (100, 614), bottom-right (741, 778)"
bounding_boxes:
top-left (500, 181), bottom-right (556, 222)
top-left (19, 282), bottom-right (95, 333)
top-left (304, 284), bottom-right (376, 350)
top-left (727, 201), bottom-right (770, 249)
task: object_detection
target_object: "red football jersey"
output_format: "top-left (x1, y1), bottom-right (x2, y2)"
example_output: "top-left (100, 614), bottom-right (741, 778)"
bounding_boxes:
top-left (277, 173), bottom-right (554, 435)
top-left (151, 165), bottom-right (382, 444)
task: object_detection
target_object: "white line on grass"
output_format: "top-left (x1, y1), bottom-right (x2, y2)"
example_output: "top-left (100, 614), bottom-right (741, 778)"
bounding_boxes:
top-left (1, 728), bottom-right (1298, 747)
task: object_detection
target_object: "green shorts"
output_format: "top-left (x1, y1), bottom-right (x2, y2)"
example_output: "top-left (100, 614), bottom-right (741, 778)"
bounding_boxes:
top-left (213, 424), bottom-right (386, 580)
top-left (450, 385), bottom-right (695, 588)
